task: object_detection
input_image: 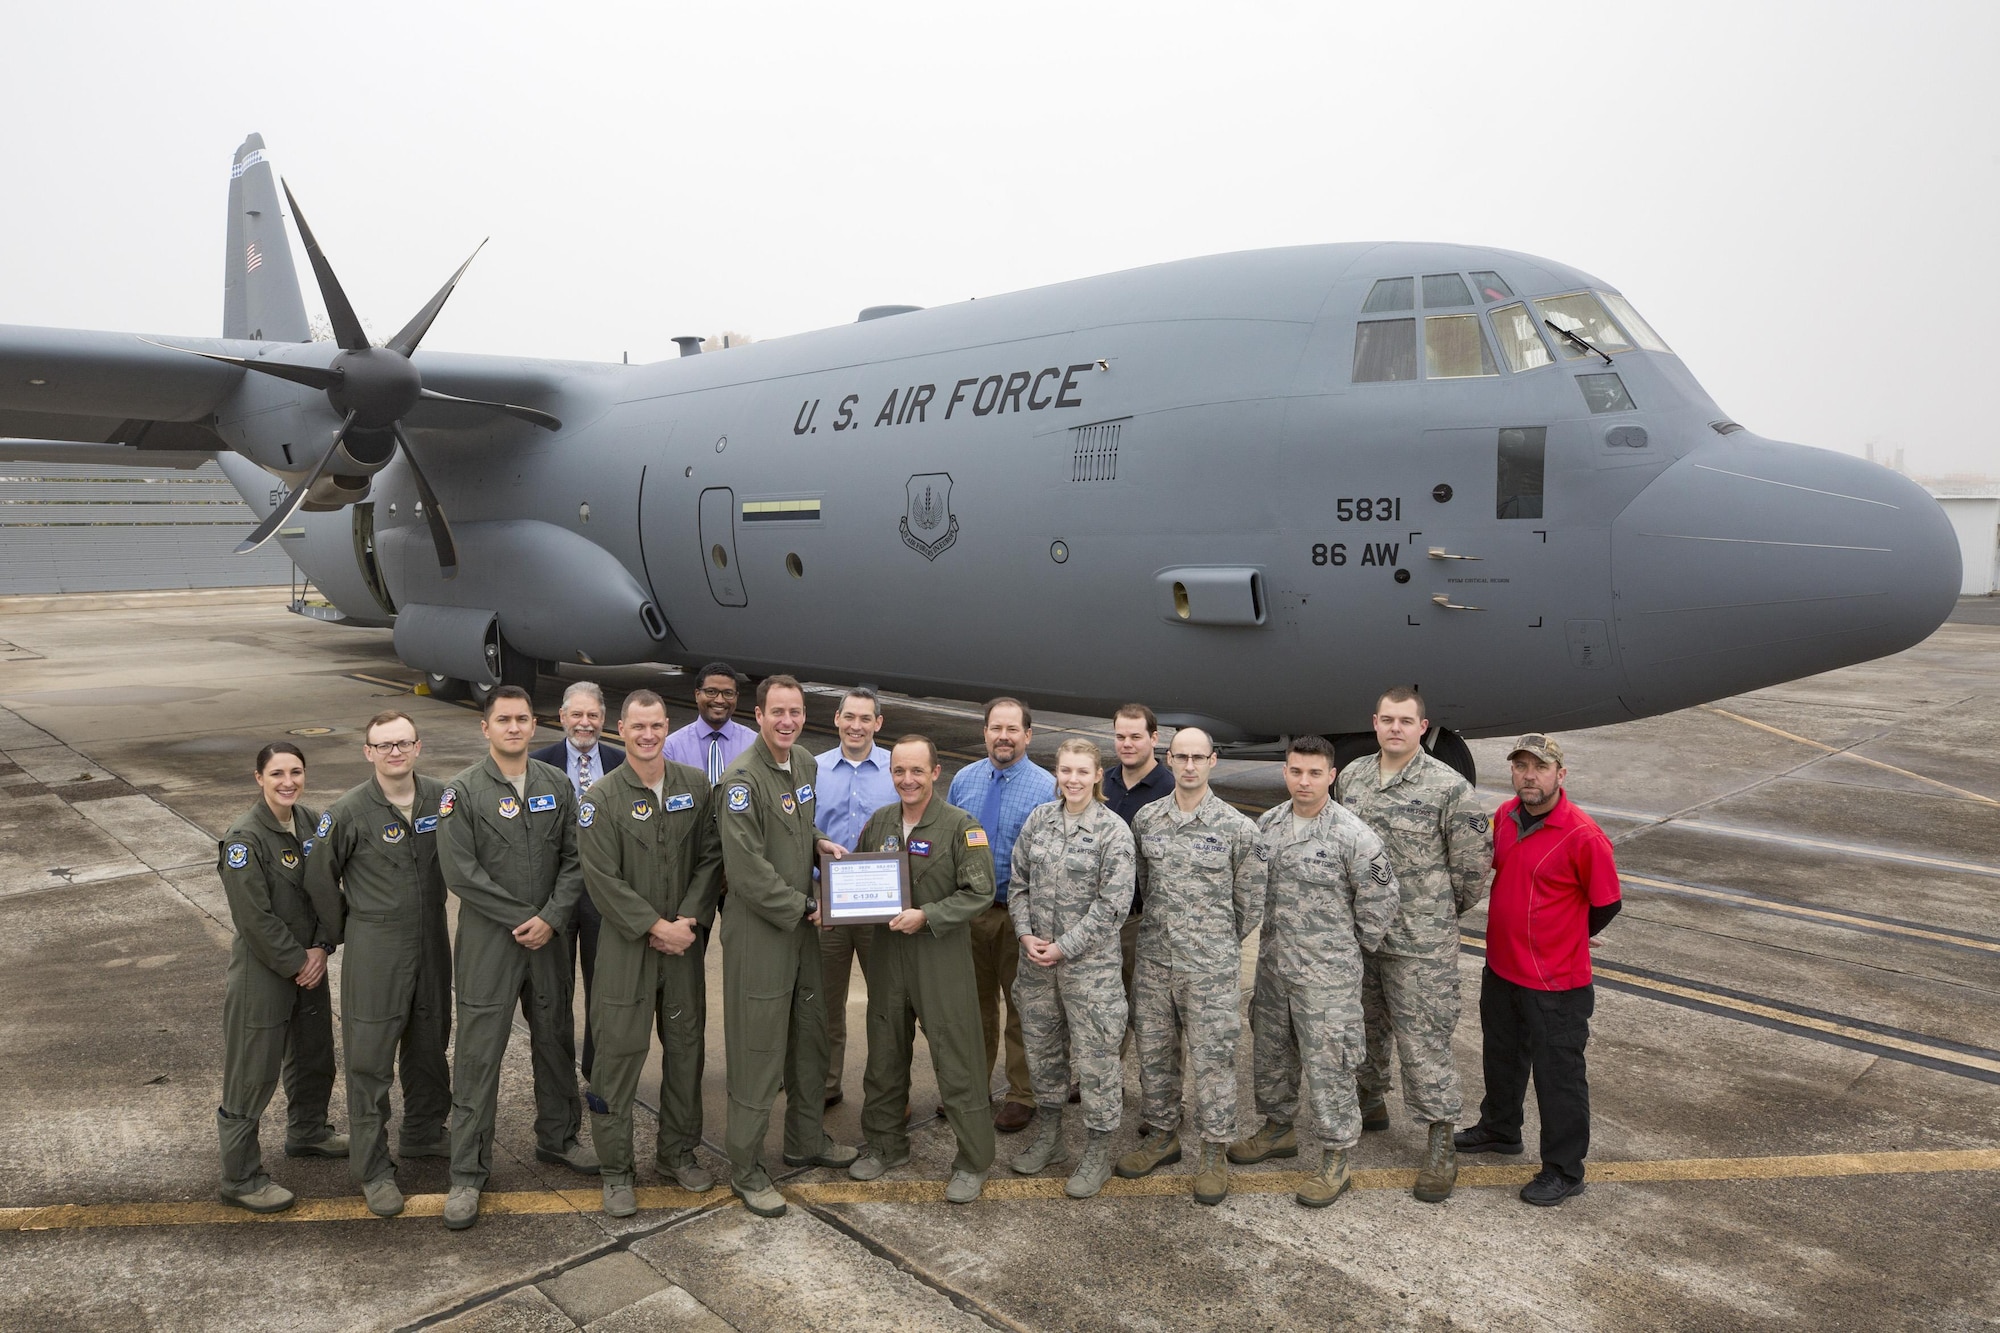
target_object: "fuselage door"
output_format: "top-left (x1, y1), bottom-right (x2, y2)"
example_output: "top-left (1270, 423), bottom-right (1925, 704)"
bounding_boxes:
top-left (697, 486), bottom-right (748, 607)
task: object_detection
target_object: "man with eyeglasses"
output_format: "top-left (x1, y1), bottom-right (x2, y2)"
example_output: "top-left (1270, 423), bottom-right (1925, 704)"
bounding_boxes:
top-left (532, 681), bottom-right (626, 1101)
top-left (303, 710), bottom-right (454, 1218)
top-left (1335, 686), bottom-right (1492, 1203)
top-left (663, 662), bottom-right (758, 788)
top-left (1114, 727), bottom-right (1261, 1204)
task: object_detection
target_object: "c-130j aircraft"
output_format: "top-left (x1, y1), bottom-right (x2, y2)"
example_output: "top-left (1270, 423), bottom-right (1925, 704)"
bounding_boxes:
top-left (0, 136), bottom-right (1962, 779)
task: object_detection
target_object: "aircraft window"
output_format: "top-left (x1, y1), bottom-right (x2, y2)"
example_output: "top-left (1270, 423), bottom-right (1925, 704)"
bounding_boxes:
top-left (1424, 316), bottom-right (1497, 378)
top-left (1489, 303), bottom-right (1553, 373)
top-left (1362, 278), bottom-right (1415, 313)
top-left (1422, 274), bottom-right (1473, 308)
top-left (1532, 292), bottom-right (1633, 358)
top-left (1576, 372), bottom-right (1636, 414)
top-left (1496, 427), bottom-right (1546, 520)
top-left (1598, 291), bottom-right (1673, 353)
top-left (1470, 270), bottom-right (1513, 302)
top-left (1353, 319), bottom-right (1417, 382)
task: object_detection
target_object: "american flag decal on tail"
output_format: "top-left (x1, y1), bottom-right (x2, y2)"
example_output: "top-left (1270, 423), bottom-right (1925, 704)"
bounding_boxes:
top-left (245, 242), bottom-right (264, 273)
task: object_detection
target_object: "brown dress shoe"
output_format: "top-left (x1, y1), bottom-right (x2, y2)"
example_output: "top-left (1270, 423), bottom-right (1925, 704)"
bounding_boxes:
top-left (994, 1101), bottom-right (1034, 1133)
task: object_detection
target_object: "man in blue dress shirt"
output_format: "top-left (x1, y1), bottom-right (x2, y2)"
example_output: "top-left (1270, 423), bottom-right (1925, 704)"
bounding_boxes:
top-left (814, 687), bottom-right (896, 1107)
top-left (662, 663), bottom-right (758, 786)
top-left (948, 697), bottom-right (1055, 1132)
top-left (531, 680), bottom-right (625, 1096)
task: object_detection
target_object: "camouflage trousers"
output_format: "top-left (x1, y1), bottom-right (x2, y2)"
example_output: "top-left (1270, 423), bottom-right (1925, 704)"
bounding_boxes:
top-left (1013, 950), bottom-right (1126, 1132)
top-left (1132, 958), bottom-right (1241, 1144)
top-left (1356, 948), bottom-right (1463, 1123)
top-left (1247, 952), bottom-right (1365, 1150)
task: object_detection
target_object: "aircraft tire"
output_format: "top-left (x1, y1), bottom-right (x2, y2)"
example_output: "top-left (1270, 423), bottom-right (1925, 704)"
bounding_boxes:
top-left (466, 634), bottom-right (537, 708)
top-left (1329, 728), bottom-right (1476, 786)
top-left (425, 672), bottom-right (471, 702)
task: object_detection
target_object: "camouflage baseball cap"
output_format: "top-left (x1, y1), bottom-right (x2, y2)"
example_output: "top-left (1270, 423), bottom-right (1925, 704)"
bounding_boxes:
top-left (1508, 733), bottom-right (1565, 766)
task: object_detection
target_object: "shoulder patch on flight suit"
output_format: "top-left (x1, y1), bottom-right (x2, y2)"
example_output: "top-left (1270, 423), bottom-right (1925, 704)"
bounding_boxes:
top-left (316, 812), bottom-right (334, 838)
top-left (726, 783), bottom-right (751, 813)
top-left (414, 815), bottom-right (438, 834)
top-left (280, 849), bottom-right (300, 869)
top-left (527, 793), bottom-right (558, 813)
top-left (965, 828), bottom-right (988, 848)
top-left (226, 843), bottom-right (248, 869)
top-left (439, 787), bottom-right (457, 817)
top-left (578, 802), bottom-right (596, 828)
top-left (382, 823), bottom-right (406, 844)
top-left (779, 792), bottom-right (796, 814)
top-left (796, 783), bottom-right (814, 804)
top-left (497, 795), bottom-right (521, 819)
top-left (664, 792), bottom-right (695, 813)
top-left (909, 839), bottom-right (932, 857)
top-left (631, 798), bottom-right (653, 821)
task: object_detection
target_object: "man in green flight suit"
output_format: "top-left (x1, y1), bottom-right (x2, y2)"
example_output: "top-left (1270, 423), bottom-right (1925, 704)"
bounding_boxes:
top-left (438, 685), bottom-right (596, 1231)
top-left (718, 673), bottom-right (859, 1216)
top-left (302, 710), bottom-right (453, 1218)
top-left (845, 735), bottom-right (998, 1203)
top-left (577, 689), bottom-right (724, 1217)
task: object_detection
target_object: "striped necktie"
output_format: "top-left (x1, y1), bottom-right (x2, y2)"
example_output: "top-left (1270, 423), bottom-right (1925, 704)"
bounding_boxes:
top-left (706, 732), bottom-right (724, 787)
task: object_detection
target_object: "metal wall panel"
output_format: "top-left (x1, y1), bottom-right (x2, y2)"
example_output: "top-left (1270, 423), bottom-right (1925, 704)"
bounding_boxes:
top-left (0, 461), bottom-right (293, 593)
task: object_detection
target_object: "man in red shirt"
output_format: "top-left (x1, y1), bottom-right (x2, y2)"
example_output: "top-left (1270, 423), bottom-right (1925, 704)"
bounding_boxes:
top-left (1453, 734), bottom-right (1621, 1206)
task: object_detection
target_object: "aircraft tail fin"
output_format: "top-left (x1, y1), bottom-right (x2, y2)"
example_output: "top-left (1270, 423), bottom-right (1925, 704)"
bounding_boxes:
top-left (222, 134), bottom-right (310, 343)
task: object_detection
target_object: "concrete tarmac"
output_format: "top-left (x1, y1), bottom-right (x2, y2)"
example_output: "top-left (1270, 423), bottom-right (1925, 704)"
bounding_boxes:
top-left (1, 591), bottom-right (1996, 1330)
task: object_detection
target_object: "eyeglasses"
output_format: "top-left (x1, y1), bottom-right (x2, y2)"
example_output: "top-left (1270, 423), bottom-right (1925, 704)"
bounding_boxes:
top-left (696, 687), bottom-right (737, 700)
top-left (1167, 753), bottom-right (1213, 764)
top-left (365, 740), bottom-right (417, 754)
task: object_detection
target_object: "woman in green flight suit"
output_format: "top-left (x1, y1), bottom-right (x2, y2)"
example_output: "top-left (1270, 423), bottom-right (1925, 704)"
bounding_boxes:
top-left (214, 741), bottom-right (346, 1213)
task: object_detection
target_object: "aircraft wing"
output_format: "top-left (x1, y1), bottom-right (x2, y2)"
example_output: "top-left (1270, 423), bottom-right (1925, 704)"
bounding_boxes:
top-left (0, 323), bottom-right (244, 457)
top-left (0, 438), bottom-right (215, 469)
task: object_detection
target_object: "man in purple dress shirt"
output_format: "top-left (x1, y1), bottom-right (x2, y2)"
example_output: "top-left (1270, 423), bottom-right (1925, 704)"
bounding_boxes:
top-left (662, 663), bottom-right (758, 785)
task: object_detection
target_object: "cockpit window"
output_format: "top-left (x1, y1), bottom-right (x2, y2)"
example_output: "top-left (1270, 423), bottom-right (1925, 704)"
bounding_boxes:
top-left (1533, 292), bottom-right (1633, 358)
top-left (1470, 270), bottom-right (1513, 302)
top-left (1576, 372), bottom-right (1635, 414)
top-left (1422, 274), bottom-right (1473, 308)
top-left (1598, 291), bottom-right (1673, 353)
top-left (1489, 303), bottom-right (1553, 373)
top-left (1425, 316), bottom-right (1497, 378)
top-left (1362, 278), bottom-right (1414, 313)
top-left (1353, 319), bottom-right (1417, 382)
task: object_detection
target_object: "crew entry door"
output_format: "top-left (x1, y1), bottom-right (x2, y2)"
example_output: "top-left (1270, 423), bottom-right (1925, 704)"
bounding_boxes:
top-left (698, 487), bottom-right (748, 607)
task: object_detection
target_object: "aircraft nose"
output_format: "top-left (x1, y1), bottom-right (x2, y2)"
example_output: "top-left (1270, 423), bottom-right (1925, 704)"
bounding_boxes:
top-left (1610, 436), bottom-right (1960, 715)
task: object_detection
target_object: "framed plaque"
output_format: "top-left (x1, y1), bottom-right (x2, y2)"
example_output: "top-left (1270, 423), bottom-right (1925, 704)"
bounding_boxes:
top-left (817, 850), bottom-right (911, 926)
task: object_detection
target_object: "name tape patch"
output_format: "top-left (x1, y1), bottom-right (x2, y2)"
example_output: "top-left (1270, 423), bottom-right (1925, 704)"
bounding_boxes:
top-left (909, 839), bottom-right (933, 858)
top-left (527, 793), bottom-right (558, 813)
top-left (414, 815), bottom-right (438, 834)
top-left (665, 792), bottom-right (695, 813)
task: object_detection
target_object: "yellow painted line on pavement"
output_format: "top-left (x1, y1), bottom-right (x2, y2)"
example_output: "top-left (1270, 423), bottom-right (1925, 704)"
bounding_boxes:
top-left (1703, 706), bottom-right (2000, 807)
top-left (1623, 874), bottom-right (2000, 955)
top-left (7, 1149), bottom-right (2000, 1232)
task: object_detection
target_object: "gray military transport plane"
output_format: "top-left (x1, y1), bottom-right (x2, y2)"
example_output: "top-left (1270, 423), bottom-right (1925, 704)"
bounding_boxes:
top-left (0, 135), bottom-right (1962, 780)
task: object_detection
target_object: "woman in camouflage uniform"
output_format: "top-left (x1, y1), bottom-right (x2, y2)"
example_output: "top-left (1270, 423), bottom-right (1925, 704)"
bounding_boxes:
top-left (1007, 739), bottom-right (1136, 1198)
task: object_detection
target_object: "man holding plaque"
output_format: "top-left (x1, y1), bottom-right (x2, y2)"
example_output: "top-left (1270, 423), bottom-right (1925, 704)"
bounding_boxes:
top-left (845, 735), bottom-right (998, 1203)
top-left (717, 674), bottom-right (859, 1217)
top-left (576, 690), bottom-right (722, 1218)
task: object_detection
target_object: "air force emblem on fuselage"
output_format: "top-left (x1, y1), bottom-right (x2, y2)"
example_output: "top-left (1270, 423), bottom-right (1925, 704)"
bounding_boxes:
top-left (901, 472), bottom-right (958, 561)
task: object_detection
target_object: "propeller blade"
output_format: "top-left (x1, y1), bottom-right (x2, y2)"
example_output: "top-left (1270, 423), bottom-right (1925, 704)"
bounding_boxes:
top-left (236, 411), bottom-right (356, 554)
top-left (138, 337), bottom-right (340, 391)
top-left (388, 239), bottom-right (488, 358)
top-left (417, 388), bottom-right (562, 431)
top-left (393, 422), bottom-right (458, 579)
top-left (280, 181), bottom-right (370, 351)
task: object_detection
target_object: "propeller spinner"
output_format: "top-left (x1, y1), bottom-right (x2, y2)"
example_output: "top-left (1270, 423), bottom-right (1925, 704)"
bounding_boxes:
top-left (152, 184), bottom-right (562, 579)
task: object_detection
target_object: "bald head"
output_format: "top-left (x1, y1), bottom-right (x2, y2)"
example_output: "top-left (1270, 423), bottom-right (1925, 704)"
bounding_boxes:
top-left (1164, 726), bottom-right (1218, 802)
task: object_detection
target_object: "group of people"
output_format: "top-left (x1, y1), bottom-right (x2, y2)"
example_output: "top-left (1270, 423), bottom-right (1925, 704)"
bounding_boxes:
top-left (212, 659), bottom-right (1622, 1227)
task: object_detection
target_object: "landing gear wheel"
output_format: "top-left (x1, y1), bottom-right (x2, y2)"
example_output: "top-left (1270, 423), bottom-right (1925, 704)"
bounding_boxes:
top-left (1330, 727), bottom-right (1475, 786)
top-left (425, 671), bottom-right (470, 702)
top-left (466, 632), bottom-right (537, 708)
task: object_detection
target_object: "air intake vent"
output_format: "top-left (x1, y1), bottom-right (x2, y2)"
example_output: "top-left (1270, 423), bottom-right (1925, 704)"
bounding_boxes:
top-left (1071, 418), bottom-right (1125, 481)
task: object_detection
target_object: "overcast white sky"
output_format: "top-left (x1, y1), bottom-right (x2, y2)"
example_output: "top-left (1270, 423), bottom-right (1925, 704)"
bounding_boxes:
top-left (3, 2), bottom-right (1994, 473)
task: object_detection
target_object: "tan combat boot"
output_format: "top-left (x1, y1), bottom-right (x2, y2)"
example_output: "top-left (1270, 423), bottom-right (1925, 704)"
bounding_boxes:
top-left (1227, 1117), bottom-right (1297, 1165)
top-left (1413, 1120), bottom-right (1458, 1202)
top-left (1295, 1147), bottom-right (1352, 1209)
top-left (1115, 1126), bottom-right (1182, 1179)
top-left (1010, 1108), bottom-right (1067, 1175)
top-left (1192, 1142), bottom-right (1229, 1206)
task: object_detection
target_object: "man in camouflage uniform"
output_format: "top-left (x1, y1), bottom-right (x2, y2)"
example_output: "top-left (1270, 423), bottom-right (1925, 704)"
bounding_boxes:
top-left (1229, 735), bottom-right (1399, 1208)
top-left (1337, 687), bottom-right (1492, 1201)
top-left (1114, 726), bottom-right (1261, 1204)
top-left (716, 674), bottom-right (858, 1218)
top-left (577, 690), bottom-right (723, 1218)
top-left (1006, 740), bottom-right (1135, 1198)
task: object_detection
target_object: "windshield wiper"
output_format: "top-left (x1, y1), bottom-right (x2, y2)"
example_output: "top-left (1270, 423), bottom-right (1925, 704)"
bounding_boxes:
top-left (1545, 319), bottom-right (1612, 365)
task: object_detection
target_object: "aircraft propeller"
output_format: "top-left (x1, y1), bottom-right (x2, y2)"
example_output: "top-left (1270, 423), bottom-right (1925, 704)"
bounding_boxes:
top-left (150, 183), bottom-right (562, 578)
